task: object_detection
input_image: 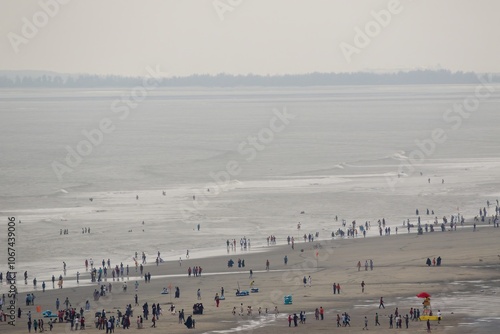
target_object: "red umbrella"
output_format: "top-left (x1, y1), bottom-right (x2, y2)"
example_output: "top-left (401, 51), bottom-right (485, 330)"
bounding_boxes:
top-left (416, 292), bottom-right (431, 298)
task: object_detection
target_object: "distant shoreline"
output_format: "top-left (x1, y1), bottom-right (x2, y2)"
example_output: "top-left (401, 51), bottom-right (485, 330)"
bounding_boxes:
top-left (0, 70), bottom-right (498, 88)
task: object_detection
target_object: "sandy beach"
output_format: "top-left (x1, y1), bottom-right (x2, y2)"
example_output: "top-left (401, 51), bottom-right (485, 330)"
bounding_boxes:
top-left (2, 219), bottom-right (500, 334)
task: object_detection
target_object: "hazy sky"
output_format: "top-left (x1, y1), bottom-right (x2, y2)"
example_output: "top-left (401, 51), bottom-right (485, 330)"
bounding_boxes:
top-left (1, 0), bottom-right (499, 76)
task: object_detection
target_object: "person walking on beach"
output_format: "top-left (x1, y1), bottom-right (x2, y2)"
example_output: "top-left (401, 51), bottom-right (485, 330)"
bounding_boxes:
top-left (333, 283), bottom-right (336, 294)
top-left (178, 310), bottom-right (184, 324)
top-left (64, 297), bottom-right (70, 309)
top-left (361, 281), bottom-right (365, 293)
top-left (151, 315), bottom-right (156, 328)
top-left (375, 312), bottom-right (380, 326)
top-left (197, 289), bottom-right (201, 300)
top-left (357, 261), bottom-right (361, 271)
top-left (337, 283), bottom-right (341, 294)
top-left (363, 316), bottom-right (368, 330)
top-left (238, 303), bottom-right (244, 316)
top-left (266, 260), bottom-right (270, 271)
top-left (379, 297), bottom-right (385, 309)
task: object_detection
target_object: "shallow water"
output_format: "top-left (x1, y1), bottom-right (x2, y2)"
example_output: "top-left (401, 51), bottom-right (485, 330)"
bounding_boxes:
top-left (1, 85), bottom-right (500, 284)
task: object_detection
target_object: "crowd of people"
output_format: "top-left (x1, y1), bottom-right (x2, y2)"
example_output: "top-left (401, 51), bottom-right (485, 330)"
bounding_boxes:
top-left (2, 199), bottom-right (498, 332)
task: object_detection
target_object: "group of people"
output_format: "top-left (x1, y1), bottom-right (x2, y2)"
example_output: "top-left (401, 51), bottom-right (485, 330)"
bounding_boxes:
top-left (225, 237), bottom-right (252, 251)
top-left (356, 259), bottom-right (374, 271)
top-left (27, 317), bottom-right (54, 332)
top-left (233, 304), bottom-right (277, 317)
top-left (426, 256), bottom-right (442, 267)
top-left (187, 266), bottom-right (203, 277)
top-left (267, 235), bottom-right (278, 245)
top-left (59, 229), bottom-right (70, 235)
top-left (81, 227), bottom-right (91, 234)
top-left (24, 293), bottom-right (36, 306)
top-left (337, 313), bottom-right (351, 327)
top-left (286, 307), bottom-right (324, 327)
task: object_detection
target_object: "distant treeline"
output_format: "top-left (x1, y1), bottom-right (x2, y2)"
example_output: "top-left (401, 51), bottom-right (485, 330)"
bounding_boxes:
top-left (0, 70), bottom-right (497, 88)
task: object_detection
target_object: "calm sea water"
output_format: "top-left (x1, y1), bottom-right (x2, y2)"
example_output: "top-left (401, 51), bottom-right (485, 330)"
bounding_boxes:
top-left (1, 84), bottom-right (500, 281)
